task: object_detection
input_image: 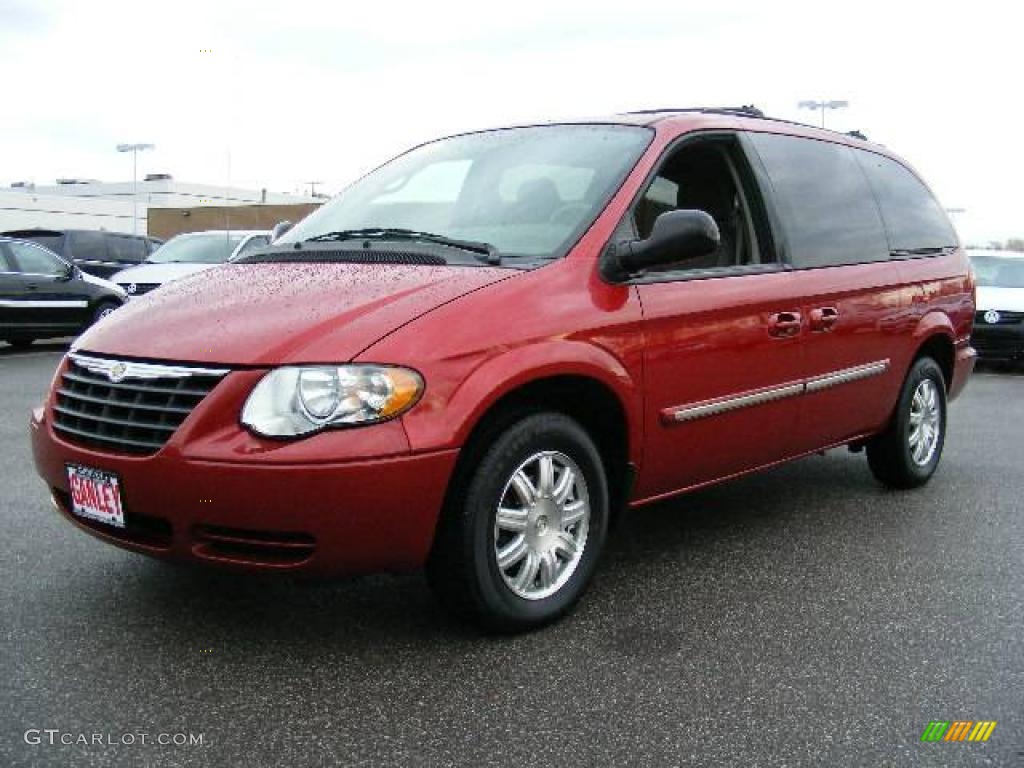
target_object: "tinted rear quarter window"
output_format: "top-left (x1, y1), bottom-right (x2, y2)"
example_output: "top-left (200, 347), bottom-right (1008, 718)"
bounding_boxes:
top-left (854, 151), bottom-right (957, 251)
top-left (68, 231), bottom-right (109, 262)
top-left (748, 132), bottom-right (889, 268)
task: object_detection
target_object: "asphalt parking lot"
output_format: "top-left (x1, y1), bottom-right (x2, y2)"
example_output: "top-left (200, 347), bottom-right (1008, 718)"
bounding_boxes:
top-left (1, 345), bottom-right (1021, 767)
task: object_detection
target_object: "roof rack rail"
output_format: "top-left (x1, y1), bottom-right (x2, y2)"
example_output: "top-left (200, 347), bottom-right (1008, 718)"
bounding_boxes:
top-left (625, 105), bottom-right (766, 119)
top-left (845, 130), bottom-right (869, 140)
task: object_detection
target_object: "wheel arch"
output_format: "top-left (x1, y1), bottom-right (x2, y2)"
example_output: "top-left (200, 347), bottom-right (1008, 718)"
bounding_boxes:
top-left (909, 313), bottom-right (956, 391)
top-left (423, 341), bottom-right (643, 532)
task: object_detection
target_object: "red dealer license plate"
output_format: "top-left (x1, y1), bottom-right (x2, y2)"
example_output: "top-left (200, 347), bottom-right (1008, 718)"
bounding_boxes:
top-left (66, 464), bottom-right (125, 528)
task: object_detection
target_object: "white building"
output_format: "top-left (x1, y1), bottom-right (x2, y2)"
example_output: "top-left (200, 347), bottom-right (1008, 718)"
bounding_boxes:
top-left (1, 178), bottom-right (320, 235)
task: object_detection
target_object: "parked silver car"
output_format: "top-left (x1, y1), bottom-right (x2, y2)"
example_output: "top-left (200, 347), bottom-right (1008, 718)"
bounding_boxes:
top-left (111, 230), bottom-right (270, 298)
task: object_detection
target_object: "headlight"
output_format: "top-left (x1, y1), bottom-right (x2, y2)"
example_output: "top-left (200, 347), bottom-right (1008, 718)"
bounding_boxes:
top-left (241, 365), bottom-right (423, 438)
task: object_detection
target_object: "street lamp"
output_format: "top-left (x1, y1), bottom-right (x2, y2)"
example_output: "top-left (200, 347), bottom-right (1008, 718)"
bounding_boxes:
top-left (798, 100), bottom-right (849, 128)
top-left (116, 143), bottom-right (155, 235)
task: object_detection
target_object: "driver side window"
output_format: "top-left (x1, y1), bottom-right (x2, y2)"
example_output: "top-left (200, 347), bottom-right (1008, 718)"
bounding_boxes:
top-left (8, 242), bottom-right (66, 276)
top-left (632, 138), bottom-right (765, 272)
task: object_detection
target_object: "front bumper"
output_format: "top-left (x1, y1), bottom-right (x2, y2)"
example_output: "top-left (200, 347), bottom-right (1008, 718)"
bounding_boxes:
top-left (30, 366), bottom-right (458, 575)
top-left (971, 323), bottom-right (1024, 362)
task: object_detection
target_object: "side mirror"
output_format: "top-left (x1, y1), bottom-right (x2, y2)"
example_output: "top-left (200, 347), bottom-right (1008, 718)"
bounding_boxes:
top-left (58, 262), bottom-right (77, 281)
top-left (600, 209), bottom-right (720, 282)
top-left (270, 220), bottom-right (293, 242)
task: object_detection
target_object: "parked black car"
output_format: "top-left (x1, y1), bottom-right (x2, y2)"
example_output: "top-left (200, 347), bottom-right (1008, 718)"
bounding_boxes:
top-left (0, 229), bottom-right (162, 279)
top-left (0, 236), bottom-right (126, 348)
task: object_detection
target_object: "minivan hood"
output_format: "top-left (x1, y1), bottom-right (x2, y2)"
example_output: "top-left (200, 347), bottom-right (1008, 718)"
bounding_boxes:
top-left (75, 263), bottom-right (512, 365)
top-left (110, 262), bottom-right (215, 285)
top-left (976, 286), bottom-right (1024, 312)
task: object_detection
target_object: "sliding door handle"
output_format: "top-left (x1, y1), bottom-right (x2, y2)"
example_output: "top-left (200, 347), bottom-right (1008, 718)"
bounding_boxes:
top-left (768, 311), bottom-right (802, 338)
top-left (809, 306), bottom-right (839, 332)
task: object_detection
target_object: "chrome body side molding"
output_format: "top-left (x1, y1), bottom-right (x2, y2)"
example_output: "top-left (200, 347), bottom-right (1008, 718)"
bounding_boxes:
top-left (663, 359), bottom-right (891, 424)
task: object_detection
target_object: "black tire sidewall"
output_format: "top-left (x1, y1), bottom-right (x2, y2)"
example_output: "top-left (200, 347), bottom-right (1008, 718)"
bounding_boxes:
top-left (92, 300), bottom-right (120, 326)
top-left (463, 413), bottom-right (608, 629)
top-left (892, 358), bottom-right (947, 482)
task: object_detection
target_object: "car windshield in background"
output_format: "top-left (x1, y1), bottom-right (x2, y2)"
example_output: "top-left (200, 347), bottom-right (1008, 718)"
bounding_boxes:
top-left (972, 256), bottom-right (1024, 288)
top-left (147, 233), bottom-right (245, 264)
top-left (279, 125), bottom-right (654, 260)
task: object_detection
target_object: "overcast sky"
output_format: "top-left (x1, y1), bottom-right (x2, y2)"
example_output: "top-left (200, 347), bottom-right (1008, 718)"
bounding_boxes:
top-left (0, 0), bottom-right (1019, 244)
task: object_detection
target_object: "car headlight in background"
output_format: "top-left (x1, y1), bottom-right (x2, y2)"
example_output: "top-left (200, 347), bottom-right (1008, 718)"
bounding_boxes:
top-left (241, 365), bottom-right (424, 438)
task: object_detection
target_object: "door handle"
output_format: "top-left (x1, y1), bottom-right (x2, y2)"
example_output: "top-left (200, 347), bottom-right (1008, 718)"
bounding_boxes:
top-left (768, 311), bottom-right (802, 338)
top-left (26, 283), bottom-right (39, 291)
top-left (809, 306), bottom-right (839, 332)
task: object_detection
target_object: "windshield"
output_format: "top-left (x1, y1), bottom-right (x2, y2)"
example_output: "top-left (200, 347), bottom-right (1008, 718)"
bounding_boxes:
top-left (147, 233), bottom-right (246, 264)
top-left (972, 256), bottom-right (1024, 288)
top-left (280, 125), bottom-right (653, 260)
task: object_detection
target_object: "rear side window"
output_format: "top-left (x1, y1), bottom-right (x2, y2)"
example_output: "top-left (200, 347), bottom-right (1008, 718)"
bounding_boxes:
top-left (68, 231), bottom-right (108, 262)
top-left (108, 235), bottom-right (148, 263)
top-left (0, 244), bottom-right (12, 271)
top-left (854, 151), bottom-right (957, 251)
top-left (8, 241), bottom-right (66, 275)
top-left (749, 133), bottom-right (889, 268)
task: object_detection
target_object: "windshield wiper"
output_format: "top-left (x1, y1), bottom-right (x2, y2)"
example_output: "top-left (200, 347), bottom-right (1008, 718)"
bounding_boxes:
top-left (303, 228), bottom-right (501, 265)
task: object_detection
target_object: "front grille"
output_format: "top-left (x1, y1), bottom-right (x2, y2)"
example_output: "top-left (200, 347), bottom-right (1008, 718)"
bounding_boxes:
top-left (52, 355), bottom-right (228, 455)
top-left (120, 282), bottom-right (160, 296)
top-left (975, 310), bottom-right (1024, 326)
top-left (972, 335), bottom-right (1024, 358)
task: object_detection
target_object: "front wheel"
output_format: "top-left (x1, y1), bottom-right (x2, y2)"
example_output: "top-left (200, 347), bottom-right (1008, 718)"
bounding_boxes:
top-left (427, 412), bottom-right (609, 632)
top-left (866, 357), bottom-right (947, 489)
top-left (91, 300), bottom-right (121, 326)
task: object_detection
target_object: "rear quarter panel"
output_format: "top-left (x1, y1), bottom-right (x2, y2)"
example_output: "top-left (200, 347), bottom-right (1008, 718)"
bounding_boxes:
top-left (898, 250), bottom-right (975, 381)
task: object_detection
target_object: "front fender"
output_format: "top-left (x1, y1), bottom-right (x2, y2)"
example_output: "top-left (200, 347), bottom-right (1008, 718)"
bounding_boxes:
top-left (399, 339), bottom-right (644, 468)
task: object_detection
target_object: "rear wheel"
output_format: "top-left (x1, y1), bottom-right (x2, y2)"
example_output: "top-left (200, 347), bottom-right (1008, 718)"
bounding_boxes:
top-left (427, 412), bottom-right (609, 632)
top-left (866, 357), bottom-right (947, 489)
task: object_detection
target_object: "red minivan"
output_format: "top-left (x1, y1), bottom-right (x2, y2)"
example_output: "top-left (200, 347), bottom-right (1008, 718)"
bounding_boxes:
top-left (31, 107), bottom-right (975, 630)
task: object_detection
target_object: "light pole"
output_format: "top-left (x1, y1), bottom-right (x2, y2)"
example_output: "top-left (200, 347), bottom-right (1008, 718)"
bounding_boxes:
top-left (798, 100), bottom-right (849, 128)
top-left (116, 143), bottom-right (155, 235)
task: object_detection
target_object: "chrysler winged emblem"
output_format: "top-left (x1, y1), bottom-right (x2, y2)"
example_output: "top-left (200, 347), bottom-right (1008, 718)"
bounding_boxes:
top-left (107, 362), bottom-right (128, 383)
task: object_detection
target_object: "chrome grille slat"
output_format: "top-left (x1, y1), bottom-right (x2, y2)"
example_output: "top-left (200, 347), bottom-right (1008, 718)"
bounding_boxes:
top-left (52, 356), bottom-right (227, 455)
top-left (55, 388), bottom-right (193, 414)
top-left (51, 423), bottom-right (168, 451)
top-left (53, 403), bottom-right (179, 432)
top-left (62, 370), bottom-right (215, 397)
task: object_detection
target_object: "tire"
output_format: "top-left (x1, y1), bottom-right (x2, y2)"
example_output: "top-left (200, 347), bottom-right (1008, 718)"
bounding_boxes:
top-left (91, 300), bottom-right (121, 326)
top-left (427, 411), bottom-right (609, 632)
top-left (866, 357), bottom-right (947, 489)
